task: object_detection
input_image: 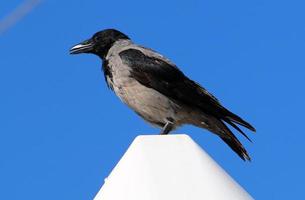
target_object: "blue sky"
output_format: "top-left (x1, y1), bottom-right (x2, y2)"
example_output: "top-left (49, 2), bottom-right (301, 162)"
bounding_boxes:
top-left (0, 0), bottom-right (304, 199)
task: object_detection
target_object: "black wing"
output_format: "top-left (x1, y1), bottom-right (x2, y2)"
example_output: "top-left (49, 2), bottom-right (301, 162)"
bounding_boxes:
top-left (119, 49), bottom-right (255, 130)
top-left (119, 48), bottom-right (256, 161)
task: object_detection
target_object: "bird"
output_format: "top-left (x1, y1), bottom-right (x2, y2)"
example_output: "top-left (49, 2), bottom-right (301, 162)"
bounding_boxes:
top-left (70, 29), bottom-right (256, 161)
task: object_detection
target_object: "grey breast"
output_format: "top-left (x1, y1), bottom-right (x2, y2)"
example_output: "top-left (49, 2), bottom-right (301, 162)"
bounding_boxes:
top-left (105, 40), bottom-right (185, 127)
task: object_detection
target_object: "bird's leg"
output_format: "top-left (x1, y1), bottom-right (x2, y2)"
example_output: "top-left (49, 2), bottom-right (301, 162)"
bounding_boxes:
top-left (160, 121), bottom-right (174, 135)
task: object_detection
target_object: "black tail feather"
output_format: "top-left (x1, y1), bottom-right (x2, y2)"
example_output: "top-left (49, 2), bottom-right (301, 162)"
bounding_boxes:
top-left (225, 110), bottom-right (256, 132)
top-left (220, 135), bottom-right (251, 161)
top-left (219, 121), bottom-right (251, 161)
top-left (223, 118), bottom-right (252, 142)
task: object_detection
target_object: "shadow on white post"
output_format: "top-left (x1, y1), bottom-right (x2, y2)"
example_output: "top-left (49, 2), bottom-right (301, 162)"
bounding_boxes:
top-left (94, 134), bottom-right (254, 200)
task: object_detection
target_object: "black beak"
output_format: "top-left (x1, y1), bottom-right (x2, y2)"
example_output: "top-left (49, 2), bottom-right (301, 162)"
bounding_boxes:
top-left (70, 39), bottom-right (94, 54)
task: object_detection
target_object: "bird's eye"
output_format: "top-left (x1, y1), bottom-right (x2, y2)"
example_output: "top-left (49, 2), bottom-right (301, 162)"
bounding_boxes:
top-left (94, 36), bottom-right (101, 42)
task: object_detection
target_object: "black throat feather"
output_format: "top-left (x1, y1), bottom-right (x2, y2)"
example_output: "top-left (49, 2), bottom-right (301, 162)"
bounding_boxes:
top-left (102, 59), bottom-right (114, 90)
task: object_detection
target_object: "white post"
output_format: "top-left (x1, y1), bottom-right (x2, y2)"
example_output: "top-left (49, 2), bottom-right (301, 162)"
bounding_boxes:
top-left (94, 134), bottom-right (254, 200)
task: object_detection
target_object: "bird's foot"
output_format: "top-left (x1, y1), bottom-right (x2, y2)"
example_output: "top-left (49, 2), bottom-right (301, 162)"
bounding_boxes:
top-left (160, 121), bottom-right (174, 135)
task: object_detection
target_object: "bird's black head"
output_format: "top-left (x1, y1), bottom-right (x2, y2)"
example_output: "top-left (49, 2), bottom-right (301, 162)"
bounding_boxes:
top-left (70, 29), bottom-right (130, 59)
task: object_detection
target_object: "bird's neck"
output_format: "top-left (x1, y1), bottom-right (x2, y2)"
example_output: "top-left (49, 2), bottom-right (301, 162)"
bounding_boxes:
top-left (105, 39), bottom-right (133, 59)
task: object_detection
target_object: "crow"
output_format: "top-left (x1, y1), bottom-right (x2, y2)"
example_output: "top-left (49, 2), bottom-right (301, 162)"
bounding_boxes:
top-left (70, 29), bottom-right (256, 161)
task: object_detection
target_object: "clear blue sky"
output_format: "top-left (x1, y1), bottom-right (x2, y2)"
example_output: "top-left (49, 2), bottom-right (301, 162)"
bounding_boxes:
top-left (0, 0), bottom-right (304, 199)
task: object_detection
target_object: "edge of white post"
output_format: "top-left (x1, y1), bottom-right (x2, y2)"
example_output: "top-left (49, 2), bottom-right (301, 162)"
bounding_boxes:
top-left (94, 134), bottom-right (253, 200)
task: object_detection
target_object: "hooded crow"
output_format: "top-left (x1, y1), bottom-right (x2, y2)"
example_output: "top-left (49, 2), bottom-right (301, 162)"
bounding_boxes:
top-left (70, 29), bottom-right (256, 161)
